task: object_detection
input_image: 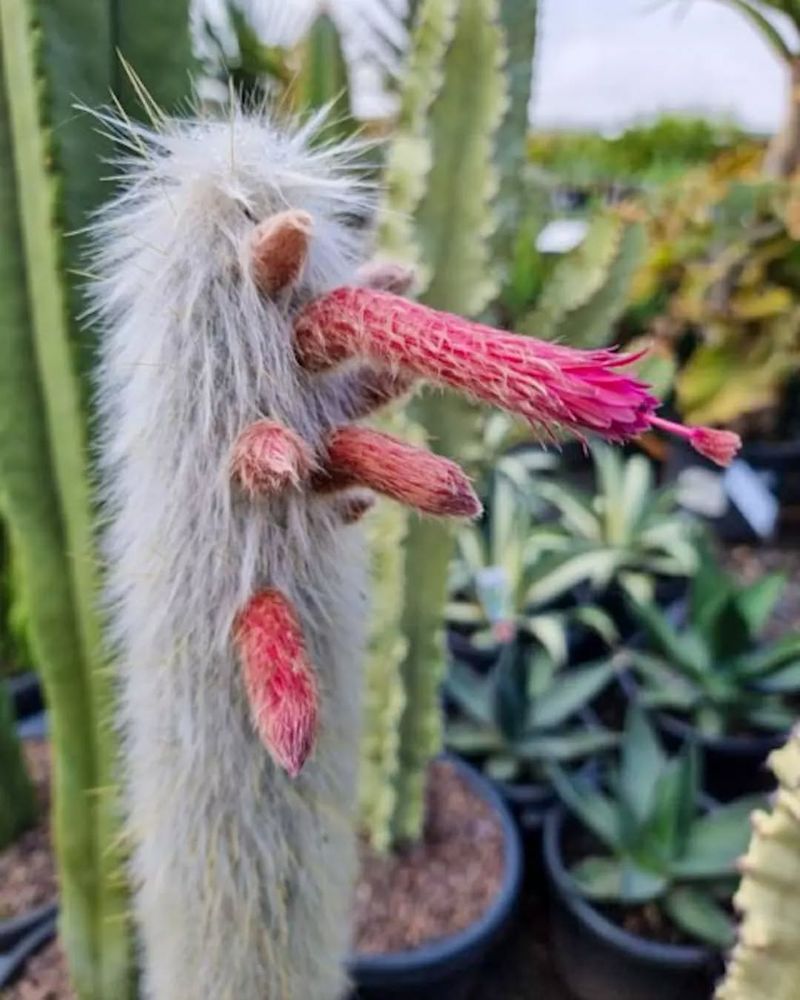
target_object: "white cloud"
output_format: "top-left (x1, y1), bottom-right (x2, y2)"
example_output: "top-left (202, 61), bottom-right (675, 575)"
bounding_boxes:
top-left (532, 0), bottom-right (788, 132)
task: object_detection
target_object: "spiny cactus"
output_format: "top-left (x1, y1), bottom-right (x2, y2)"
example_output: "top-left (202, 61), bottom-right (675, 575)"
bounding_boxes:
top-left (0, 0), bottom-right (193, 995)
top-left (716, 726), bottom-right (800, 1000)
top-left (90, 95), bottom-right (736, 999)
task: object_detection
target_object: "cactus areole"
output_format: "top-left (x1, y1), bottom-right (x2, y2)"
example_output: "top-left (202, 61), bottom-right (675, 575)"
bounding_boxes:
top-left (93, 112), bottom-right (739, 999)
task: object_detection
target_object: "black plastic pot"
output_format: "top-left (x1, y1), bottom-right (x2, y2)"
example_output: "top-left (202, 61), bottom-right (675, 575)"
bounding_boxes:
top-left (543, 806), bottom-right (720, 1000)
top-left (349, 757), bottom-right (523, 1000)
top-left (656, 712), bottom-right (782, 801)
top-left (0, 902), bottom-right (58, 989)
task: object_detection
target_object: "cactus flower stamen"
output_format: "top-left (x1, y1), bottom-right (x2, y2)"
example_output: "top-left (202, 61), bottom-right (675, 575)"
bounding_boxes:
top-left (234, 590), bottom-right (319, 778)
top-left (315, 425), bottom-right (481, 518)
top-left (648, 416), bottom-right (742, 467)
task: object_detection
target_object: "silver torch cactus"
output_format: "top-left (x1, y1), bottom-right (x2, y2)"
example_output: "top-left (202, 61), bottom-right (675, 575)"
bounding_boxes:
top-left (92, 109), bottom-right (740, 999)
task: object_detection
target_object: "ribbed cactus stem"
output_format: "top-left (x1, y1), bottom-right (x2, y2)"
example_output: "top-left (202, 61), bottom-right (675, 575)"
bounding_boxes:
top-left (717, 726), bottom-right (800, 1000)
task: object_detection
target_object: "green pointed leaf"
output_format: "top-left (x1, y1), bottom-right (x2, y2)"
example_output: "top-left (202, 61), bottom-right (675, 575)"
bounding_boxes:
top-left (445, 661), bottom-right (494, 725)
top-left (549, 764), bottom-right (621, 851)
top-left (530, 661), bottom-right (615, 730)
top-left (673, 796), bottom-right (764, 879)
top-left (515, 728), bottom-right (618, 762)
top-left (445, 721), bottom-right (502, 755)
top-left (663, 886), bottom-right (735, 950)
top-left (735, 573), bottom-right (786, 637)
top-left (619, 704), bottom-right (666, 827)
top-left (571, 856), bottom-right (667, 903)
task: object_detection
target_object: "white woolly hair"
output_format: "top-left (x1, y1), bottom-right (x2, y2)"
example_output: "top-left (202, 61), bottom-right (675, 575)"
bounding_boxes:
top-left (91, 107), bottom-right (374, 1000)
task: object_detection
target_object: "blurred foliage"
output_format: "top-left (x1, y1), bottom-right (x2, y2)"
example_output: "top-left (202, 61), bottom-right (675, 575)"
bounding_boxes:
top-left (528, 115), bottom-right (751, 187)
top-left (552, 705), bottom-right (762, 950)
top-left (0, 680), bottom-right (35, 850)
top-left (627, 149), bottom-right (800, 431)
top-left (445, 642), bottom-right (617, 784)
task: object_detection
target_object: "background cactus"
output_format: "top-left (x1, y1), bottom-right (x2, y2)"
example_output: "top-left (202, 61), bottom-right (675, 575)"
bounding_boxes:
top-left (716, 726), bottom-right (800, 1000)
top-left (360, 0), bottom-right (644, 850)
top-left (0, 0), bottom-right (192, 995)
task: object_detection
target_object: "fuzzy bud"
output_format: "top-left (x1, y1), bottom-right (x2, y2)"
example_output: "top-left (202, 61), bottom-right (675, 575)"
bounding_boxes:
top-left (231, 420), bottom-right (313, 497)
top-left (251, 210), bottom-right (313, 296)
top-left (315, 425), bottom-right (481, 518)
top-left (234, 590), bottom-right (319, 778)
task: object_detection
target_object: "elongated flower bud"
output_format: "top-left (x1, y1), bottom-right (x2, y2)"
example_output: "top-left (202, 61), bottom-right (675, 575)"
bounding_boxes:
top-left (234, 590), bottom-right (319, 778)
top-left (315, 425), bottom-right (481, 518)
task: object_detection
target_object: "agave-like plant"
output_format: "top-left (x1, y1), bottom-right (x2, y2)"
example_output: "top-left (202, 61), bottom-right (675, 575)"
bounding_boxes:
top-left (447, 448), bottom-right (618, 664)
top-left (551, 705), bottom-right (763, 949)
top-left (628, 553), bottom-right (800, 737)
top-left (445, 640), bottom-right (618, 783)
top-left (528, 444), bottom-right (700, 604)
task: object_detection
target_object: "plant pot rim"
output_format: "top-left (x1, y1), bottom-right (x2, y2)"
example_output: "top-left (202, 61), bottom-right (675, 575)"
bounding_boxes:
top-left (348, 754), bottom-right (523, 985)
top-left (543, 805), bottom-right (714, 968)
top-left (0, 902), bottom-right (57, 952)
top-left (656, 710), bottom-right (787, 755)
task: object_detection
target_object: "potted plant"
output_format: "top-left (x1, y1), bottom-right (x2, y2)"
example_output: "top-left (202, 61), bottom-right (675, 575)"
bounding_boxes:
top-left (626, 554), bottom-right (800, 798)
top-left (447, 450), bottom-right (619, 671)
top-left (545, 705), bottom-right (762, 1000)
top-left (445, 640), bottom-right (617, 840)
top-left (529, 444), bottom-right (700, 624)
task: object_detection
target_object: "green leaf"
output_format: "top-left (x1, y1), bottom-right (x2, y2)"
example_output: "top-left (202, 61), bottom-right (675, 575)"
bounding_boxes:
top-left (571, 856), bottom-right (667, 903)
top-left (484, 753), bottom-right (521, 782)
top-left (735, 633), bottom-right (800, 681)
top-left (522, 612), bottom-right (569, 666)
top-left (744, 701), bottom-right (795, 733)
top-left (619, 704), bottom-right (666, 827)
top-left (529, 661), bottom-right (614, 729)
top-left (570, 605), bottom-right (619, 646)
top-left (549, 765), bottom-right (621, 851)
top-left (445, 661), bottom-right (494, 725)
top-left (445, 720), bottom-right (502, 755)
top-left (751, 657), bottom-right (800, 692)
top-left (735, 573), bottom-right (786, 637)
top-left (641, 744), bottom-right (700, 867)
top-left (673, 796), bottom-right (764, 879)
top-left (663, 886), bottom-right (735, 950)
top-left (525, 548), bottom-right (627, 608)
top-left (632, 600), bottom-right (709, 678)
top-left (493, 640), bottom-right (530, 741)
top-left (514, 728), bottom-right (618, 762)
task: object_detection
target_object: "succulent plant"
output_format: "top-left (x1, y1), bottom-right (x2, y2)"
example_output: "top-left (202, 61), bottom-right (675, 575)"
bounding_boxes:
top-left (628, 554), bottom-right (800, 737)
top-left (445, 640), bottom-right (617, 783)
top-left (551, 705), bottom-right (762, 949)
top-left (447, 449), bottom-right (618, 664)
top-left (529, 443), bottom-right (701, 604)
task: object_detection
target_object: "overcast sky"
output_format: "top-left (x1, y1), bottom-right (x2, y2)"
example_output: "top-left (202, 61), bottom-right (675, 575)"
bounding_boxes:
top-left (531, 0), bottom-right (787, 133)
top-left (203, 0), bottom-right (790, 133)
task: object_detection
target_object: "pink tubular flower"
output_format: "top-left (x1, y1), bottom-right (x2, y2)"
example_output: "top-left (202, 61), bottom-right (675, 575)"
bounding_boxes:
top-left (231, 419), bottom-right (313, 497)
top-left (234, 590), bottom-right (318, 778)
top-left (294, 287), bottom-right (742, 465)
top-left (315, 425), bottom-right (482, 518)
top-left (649, 416), bottom-right (741, 468)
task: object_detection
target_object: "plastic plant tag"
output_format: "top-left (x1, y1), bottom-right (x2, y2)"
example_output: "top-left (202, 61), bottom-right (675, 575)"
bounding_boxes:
top-left (476, 566), bottom-right (512, 626)
top-left (723, 460), bottom-right (779, 539)
top-left (676, 466), bottom-right (728, 518)
top-left (535, 218), bottom-right (589, 255)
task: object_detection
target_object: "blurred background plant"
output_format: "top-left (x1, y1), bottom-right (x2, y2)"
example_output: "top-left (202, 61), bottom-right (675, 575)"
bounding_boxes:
top-left (628, 553), bottom-right (800, 737)
top-left (0, 0), bottom-right (194, 994)
top-left (551, 705), bottom-right (761, 950)
top-left (445, 642), bottom-right (617, 784)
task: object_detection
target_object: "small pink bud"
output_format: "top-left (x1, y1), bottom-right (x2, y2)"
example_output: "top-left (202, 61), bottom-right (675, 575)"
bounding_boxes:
top-left (251, 210), bottom-right (313, 295)
top-left (231, 420), bottom-right (312, 497)
top-left (234, 590), bottom-right (319, 777)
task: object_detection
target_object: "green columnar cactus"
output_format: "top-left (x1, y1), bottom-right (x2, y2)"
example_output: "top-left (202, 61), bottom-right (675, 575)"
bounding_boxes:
top-left (362, 0), bottom-right (514, 849)
top-left (0, 0), bottom-right (192, 995)
top-left (716, 727), bottom-right (800, 1000)
top-left (0, 681), bottom-right (35, 849)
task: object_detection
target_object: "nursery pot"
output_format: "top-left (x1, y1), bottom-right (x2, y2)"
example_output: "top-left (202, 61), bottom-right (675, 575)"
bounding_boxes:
top-left (543, 806), bottom-right (720, 1000)
top-left (349, 757), bottom-right (523, 1000)
top-left (4, 672), bottom-right (48, 741)
top-left (656, 712), bottom-right (783, 801)
top-left (0, 903), bottom-right (58, 990)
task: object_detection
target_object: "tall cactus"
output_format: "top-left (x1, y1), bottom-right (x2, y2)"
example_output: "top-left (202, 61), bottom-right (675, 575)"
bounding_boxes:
top-left (0, 0), bottom-right (192, 995)
top-left (716, 726), bottom-right (800, 1000)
